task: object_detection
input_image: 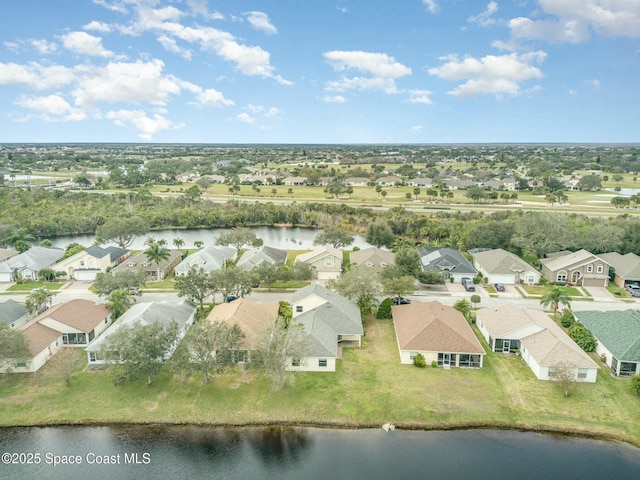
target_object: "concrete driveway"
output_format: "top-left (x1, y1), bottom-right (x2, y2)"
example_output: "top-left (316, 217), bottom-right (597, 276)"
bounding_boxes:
top-left (584, 286), bottom-right (616, 302)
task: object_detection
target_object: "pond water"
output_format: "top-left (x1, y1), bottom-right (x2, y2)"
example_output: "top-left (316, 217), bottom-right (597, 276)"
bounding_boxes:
top-left (49, 226), bottom-right (373, 251)
top-left (605, 187), bottom-right (640, 196)
top-left (2, 426), bottom-right (638, 480)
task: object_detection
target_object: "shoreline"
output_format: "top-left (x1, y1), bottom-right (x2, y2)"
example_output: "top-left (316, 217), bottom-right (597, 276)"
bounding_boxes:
top-left (2, 419), bottom-right (639, 449)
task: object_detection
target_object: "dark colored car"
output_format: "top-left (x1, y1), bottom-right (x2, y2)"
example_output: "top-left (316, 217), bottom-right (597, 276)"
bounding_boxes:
top-left (391, 296), bottom-right (411, 305)
top-left (493, 283), bottom-right (505, 292)
top-left (226, 295), bottom-right (238, 303)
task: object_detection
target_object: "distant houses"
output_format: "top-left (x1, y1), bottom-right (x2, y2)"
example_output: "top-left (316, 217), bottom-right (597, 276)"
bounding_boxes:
top-left (418, 247), bottom-right (477, 283)
top-left (174, 246), bottom-right (236, 276)
top-left (52, 245), bottom-right (130, 281)
top-left (0, 247), bottom-right (65, 283)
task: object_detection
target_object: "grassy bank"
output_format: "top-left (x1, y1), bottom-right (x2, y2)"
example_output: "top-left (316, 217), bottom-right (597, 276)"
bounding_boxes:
top-left (1, 319), bottom-right (638, 446)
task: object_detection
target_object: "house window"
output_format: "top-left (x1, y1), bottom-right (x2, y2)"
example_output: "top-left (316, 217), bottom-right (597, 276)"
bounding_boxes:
top-left (527, 276), bottom-right (535, 284)
top-left (596, 265), bottom-right (603, 274)
top-left (296, 306), bottom-right (303, 313)
top-left (577, 368), bottom-right (588, 379)
top-left (89, 330), bottom-right (95, 342)
top-left (63, 333), bottom-right (87, 346)
top-left (89, 352), bottom-right (97, 362)
top-left (556, 271), bottom-right (567, 282)
top-left (409, 352), bottom-right (418, 360)
top-left (458, 354), bottom-right (482, 368)
top-left (291, 358), bottom-right (300, 367)
top-left (318, 359), bottom-right (327, 367)
top-left (587, 264), bottom-right (593, 273)
top-left (16, 361), bottom-right (27, 368)
top-left (80, 260), bottom-right (85, 267)
top-left (325, 258), bottom-right (333, 267)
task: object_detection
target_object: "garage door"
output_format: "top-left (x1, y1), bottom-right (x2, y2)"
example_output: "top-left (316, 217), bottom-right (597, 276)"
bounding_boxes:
top-left (73, 270), bottom-right (100, 281)
top-left (583, 277), bottom-right (606, 287)
top-left (317, 270), bottom-right (340, 280)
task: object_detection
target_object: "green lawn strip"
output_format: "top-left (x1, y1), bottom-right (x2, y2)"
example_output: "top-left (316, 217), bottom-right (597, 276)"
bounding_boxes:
top-left (285, 250), bottom-right (311, 267)
top-left (7, 282), bottom-right (63, 291)
top-left (1, 318), bottom-right (638, 445)
top-left (522, 285), bottom-right (582, 296)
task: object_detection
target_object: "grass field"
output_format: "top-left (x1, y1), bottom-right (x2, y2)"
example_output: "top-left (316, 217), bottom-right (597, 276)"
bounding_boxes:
top-left (1, 318), bottom-right (638, 446)
top-left (7, 282), bottom-right (63, 291)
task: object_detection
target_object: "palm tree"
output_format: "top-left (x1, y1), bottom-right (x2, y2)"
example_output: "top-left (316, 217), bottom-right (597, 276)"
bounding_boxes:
top-left (145, 239), bottom-right (171, 281)
top-left (540, 286), bottom-right (571, 319)
top-left (106, 289), bottom-right (135, 319)
top-left (194, 240), bottom-right (204, 249)
top-left (173, 237), bottom-right (185, 254)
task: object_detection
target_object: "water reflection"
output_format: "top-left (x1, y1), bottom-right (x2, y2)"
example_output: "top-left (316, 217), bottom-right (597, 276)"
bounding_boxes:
top-left (246, 426), bottom-right (312, 467)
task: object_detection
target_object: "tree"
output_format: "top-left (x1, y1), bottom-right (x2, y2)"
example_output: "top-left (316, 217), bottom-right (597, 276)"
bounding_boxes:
top-left (313, 226), bottom-right (354, 249)
top-left (75, 174), bottom-right (92, 189)
top-left (454, 299), bottom-right (472, 319)
top-left (194, 240), bottom-right (204, 249)
top-left (380, 266), bottom-right (415, 299)
top-left (405, 192), bottom-right (412, 201)
top-left (416, 270), bottom-right (445, 285)
top-left (106, 289), bottom-right (135, 319)
top-left (38, 267), bottom-right (57, 282)
top-left (375, 184), bottom-right (382, 197)
top-left (47, 348), bottom-right (85, 387)
top-left (365, 220), bottom-right (395, 248)
top-left (465, 186), bottom-right (487, 203)
top-left (327, 179), bottom-right (345, 199)
top-left (394, 246), bottom-right (421, 278)
top-left (376, 298), bottom-right (394, 319)
top-left (215, 227), bottom-right (260, 251)
top-left (470, 294), bottom-right (481, 308)
top-left (413, 187), bottom-right (420, 200)
top-left (413, 353), bottom-right (427, 368)
top-left (252, 262), bottom-right (286, 291)
top-left (145, 238), bottom-right (171, 281)
top-left (255, 318), bottom-right (310, 390)
top-left (26, 287), bottom-right (56, 315)
top-left (211, 266), bottom-right (254, 300)
top-left (0, 324), bottom-right (30, 372)
top-left (577, 175), bottom-right (602, 191)
top-left (184, 185), bottom-right (202, 203)
top-left (175, 267), bottom-right (217, 310)
top-left (540, 286), bottom-right (571, 319)
top-left (550, 361), bottom-right (577, 397)
top-left (100, 319), bottom-right (180, 385)
top-left (345, 186), bottom-right (353, 199)
top-left (328, 264), bottom-right (382, 316)
top-left (180, 320), bottom-right (245, 385)
top-left (40, 239), bottom-right (53, 248)
top-left (95, 216), bottom-right (149, 249)
top-left (94, 269), bottom-right (147, 297)
top-left (173, 237), bottom-right (185, 252)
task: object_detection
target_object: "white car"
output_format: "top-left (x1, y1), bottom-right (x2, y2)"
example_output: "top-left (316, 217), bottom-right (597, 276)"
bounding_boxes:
top-left (626, 284), bottom-right (640, 297)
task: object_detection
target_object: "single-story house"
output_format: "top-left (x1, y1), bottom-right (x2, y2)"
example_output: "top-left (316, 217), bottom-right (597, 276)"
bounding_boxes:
top-left (236, 245), bottom-right (287, 270)
top-left (574, 310), bottom-right (640, 377)
top-left (471, 248), bottom-right (541, 285)
top-left (0, 299), bottom-right (29, 329)
top-left (392, 301), bottom-right (485, 368)
top-left (375, 176), bottom-right (402, 186)
top-left (344, 177), bottom-right (370, 187)
top-left (349, 247), bottom-right (395, 268)
top-left (282, 176), bottom-right (307, 186)
top-left (174, 246), bottom-right (236, 276)
top-left (444, 179), bottom-right (476, 190)
top-left (295, 246), bottom-right (343, 280)
top-left (2, 300), bottom-right (112, 373)
top-left (0, 247), bottom-right (18, 263)
top-left (111, 249), bottom-right (182, 281)
top-left (407, 177), bottom-right (433, 188)
top-left (86, 300), bottom-right (196, 364)
top-left (0, 247), bottom-right (65, 283)
top-left (597, 252), bottom-right (640, 288)
top-left (418, 247), bottom-right (477, 282)
top-left (540, 249), bottom-right (610, 287)
top-left (52, 245), bottom-right (130, 281)
top-left (476, 305), bottom-right (598, 382)
top-left (289, 283), bottom-right (364, 372)
top-left (206, 299), bottom-right (279, 363)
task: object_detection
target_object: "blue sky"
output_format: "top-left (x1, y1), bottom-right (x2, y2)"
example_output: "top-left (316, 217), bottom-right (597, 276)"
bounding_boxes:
top-left (0, 0), bottom-right (638, 143)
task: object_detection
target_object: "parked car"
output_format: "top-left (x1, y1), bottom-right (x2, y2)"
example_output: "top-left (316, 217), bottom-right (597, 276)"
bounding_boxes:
top-left (391, 296), bottom-right (412, 305)
top-left (493, 283), bottom-right (505, 292)
top-left (461, 277), bottom-right (475, 292)
top-left (226, 295), bottom-right (238, 303)
top-left (127, 286), bottom-right (141, 295)
top-left (626, 284), bottom-right (640, 297)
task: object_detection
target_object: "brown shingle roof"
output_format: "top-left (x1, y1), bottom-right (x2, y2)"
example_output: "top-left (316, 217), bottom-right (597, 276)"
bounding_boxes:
top-left (34, 299), bottom-right (110, 332)
top-left (392, 301), bottom-right (485, 354)
top-left (206, 299), bottom-right (279, 350)
top-left (20, 321), bottom-right (61, 357)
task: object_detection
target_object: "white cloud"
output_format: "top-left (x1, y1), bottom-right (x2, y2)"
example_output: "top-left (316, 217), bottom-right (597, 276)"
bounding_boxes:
top-left (422, 0), bottom-right (439, 14)
top-left (0, 62), bottom-right (76, 90)
top-left (323, 95), bottom-right (347, 103)
top-left (106, 109), bottom-right (181, 139)
top-left (92, 0), bottom-right (129, 14)
top-left (245, 11), bottom-right (277, 35)
top-left (324, 50), bottom-right (411, 94)
top-left (187, 0), bottom-right (224, 20)
top-left (468, 1), bottom-right (499, 27)
top-left (264, 107), bottom-right (281, 118)
top-left (584, 78), bottom-right (601, 89)
top-left (406, 89), bottom-right (433, 104)
top-left (410, 125), bottom-right (424, 133)
top-left (195, 88), bottom-right (234, 107)
top-left (428, 51), bottom-right (546, 97)
top-left (508, 0), bottom-right (640, 43)
top-left (236, 112), bottom-right (255, 124)
top-left (157, 35), bottom-right (192, 59)
top-left (83, 20), bottom-right (112, 33)
top-left (61, 31), bottom-right (114, 57)
top-left (30, 39), bottom-right (58, 55)
top-left (14, 94), bottom-right (87, 121)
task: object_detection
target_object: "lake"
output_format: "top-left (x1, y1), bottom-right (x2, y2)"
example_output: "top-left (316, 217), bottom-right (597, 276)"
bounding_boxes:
top-left (49, 226), bottom-right (373, 251)
top-left (2, 426), bottom-right (639, 480)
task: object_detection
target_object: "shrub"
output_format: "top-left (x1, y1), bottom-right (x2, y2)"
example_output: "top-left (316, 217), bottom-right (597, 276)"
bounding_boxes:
top-left (431, 360), bottom-right (438, 368)
top-left (630, 375), bottom-right (640, 396)
top-left (376, 298), bottom-right (394, 319)
top-left (560, 310), bottom-right (575, 328)
top-left (417, 270), bottom-right (445, 285)
top-left (568, 324), bottom-right (597, 352)
top-left (413, 353), bottom-right (427, 368)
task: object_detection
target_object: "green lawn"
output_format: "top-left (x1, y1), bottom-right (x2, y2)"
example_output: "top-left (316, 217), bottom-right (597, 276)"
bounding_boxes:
top-left (1, 318), bottom-right (638, 446)
top-left (522, 285), bottom-right (584, 297)
top-left (7, 282), bottom-right (63, 291)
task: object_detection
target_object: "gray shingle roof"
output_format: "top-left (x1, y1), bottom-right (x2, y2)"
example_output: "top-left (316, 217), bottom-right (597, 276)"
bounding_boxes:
top-left (0, 247), bottom-right (65, 274)
top-left (418, 247), bottom-right (476, 275)
top-left (574, 310), bottom-right (640, 362)
top-left (174, 246), bottom-right (236, 274)
top-left (471, 248), bottom-right (535, 275)
top-left (598, 252), bottom-right (640, 281)
top-left (0, 299), bottom-right (27, 325)
top-left (236, 245), bottom-right (287, 270)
